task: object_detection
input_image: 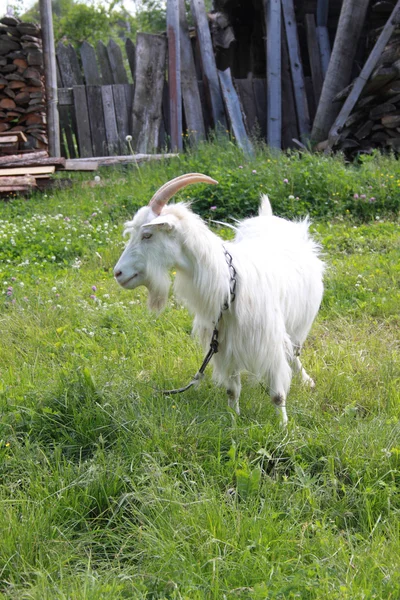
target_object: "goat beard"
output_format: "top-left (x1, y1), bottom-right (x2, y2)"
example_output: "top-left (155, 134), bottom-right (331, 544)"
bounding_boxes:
top-left (147, 272), bottom-right (171, 314)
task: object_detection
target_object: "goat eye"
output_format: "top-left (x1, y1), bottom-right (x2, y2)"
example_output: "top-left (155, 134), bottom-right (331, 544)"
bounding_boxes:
top-left (142, 232), bottom-right (152, 240)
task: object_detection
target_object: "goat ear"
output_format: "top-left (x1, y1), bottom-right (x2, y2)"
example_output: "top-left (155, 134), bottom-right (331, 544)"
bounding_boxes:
top-left (141, 217), bottom-right (175, 234)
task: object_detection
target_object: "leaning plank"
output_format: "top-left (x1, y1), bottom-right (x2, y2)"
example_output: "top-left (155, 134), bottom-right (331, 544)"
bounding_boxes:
top-left (281, 27), bottom-right (299, 148)
top-left (73, 86), bottom-right (93, 158)
top-left (190, 0), bottom-right (227, 130)
top-left (327, 1), bottom-right (400, 150)
top-left (101, 85), bottom-right (120, 155)
top-left (0, 166), bottom-right (56, 176)
top-left (282, 0), bottom-right (310, 140)
top-left (64, 154), bottom-right (178, 168)
top-left (0, 175), bottom-right (37, 187)
top-left (179, 0), bottom-right (205, 143)
top-left (265, 0), bottom-right (282, 149)
top-left (218, 68), bottom-right (254, 157)
top-left (167, 0), bottom-right (183, 151)
top-left (86, 85), bottom-right (107, 157)
top-left (107, 39), bottom-right (129, 84)
top-left (96, 41), bottom-right (114, 85)
top-left (80, 41), bottom-right (101, 85)
top-left (131, 33), bottom-right (167, 153)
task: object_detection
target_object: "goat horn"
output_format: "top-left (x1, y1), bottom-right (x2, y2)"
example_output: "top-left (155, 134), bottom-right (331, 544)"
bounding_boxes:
top-left (149, 173), bottom-right (218, 215)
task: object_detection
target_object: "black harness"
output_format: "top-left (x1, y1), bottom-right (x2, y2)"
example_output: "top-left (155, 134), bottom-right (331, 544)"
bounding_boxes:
top-left (162, 246), bottom-right (237, 395)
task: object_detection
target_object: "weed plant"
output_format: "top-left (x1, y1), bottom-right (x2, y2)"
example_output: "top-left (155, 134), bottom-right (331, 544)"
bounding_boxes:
top-left (0, 140), bottom-right (399, 598)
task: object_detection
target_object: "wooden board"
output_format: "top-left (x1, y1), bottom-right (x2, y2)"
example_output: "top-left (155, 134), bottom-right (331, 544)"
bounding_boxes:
top-left (107, 39), bottom-right (129, 84)
top-left (86, 85), bottom-right (107, 156)
top-left (305, 14), bottom-right (324, 105)
top-left (56, 43), bottom-right (83, 87)
top-left (113, 84), bottom-right (130, 151)
top-left (80, 41), bottom-right (101, 85)
top-left (0, 175), bottom-right (36, 187)
top-left (0, 166), bottom-right (55, 176)
top-left (265, 0), bottom-right (282, 148)
top-left (235, 79), bottom-right (258, 136)
top-left (101, 85), bottom-right (120, 154)
top-left (167, 0), bottom-right (183, 151)
top-left (96, 41), bottom-right (114, 85)
top-left (73, 86), bottom-right (93, 158)
top-left (281, 28), bottom-right (299, 148)
top-left (131, 33), bottom-right (167, 153)
top-left (125, 38), bottom-right (136, 82)
top-left (282, 0), bottom-right (310, 140)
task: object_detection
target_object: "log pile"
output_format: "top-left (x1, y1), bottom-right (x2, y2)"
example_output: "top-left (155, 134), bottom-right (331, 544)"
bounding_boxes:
top-left (0, 15), bottom-right (48, 154)
top-left (330, 26), bottom-right (400, 155)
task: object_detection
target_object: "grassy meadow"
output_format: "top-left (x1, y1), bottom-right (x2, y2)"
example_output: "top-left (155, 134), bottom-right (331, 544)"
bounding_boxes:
top-left (0, 141), bottom-right (399, 599)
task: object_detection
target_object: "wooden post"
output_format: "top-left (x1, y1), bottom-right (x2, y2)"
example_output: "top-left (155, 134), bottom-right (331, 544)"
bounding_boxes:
top-left (218, 68), bottom-right (254, 157)
top-left (167, 0), bottom-right (183, 151)
top-left (316, 0), bottom-right (331, 76)
top-left (265, 0), bottom-right (282, 149)
top-left (39, 0), bottom-right (60, 157)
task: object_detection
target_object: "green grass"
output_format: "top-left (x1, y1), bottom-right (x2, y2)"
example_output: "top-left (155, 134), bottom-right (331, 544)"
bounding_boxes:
top-left (0, 142), bottom-right (399, 599)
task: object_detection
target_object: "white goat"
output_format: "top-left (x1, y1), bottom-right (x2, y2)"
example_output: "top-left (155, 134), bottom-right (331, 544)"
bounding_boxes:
top-left (114, 173), bottom-right (324, 425)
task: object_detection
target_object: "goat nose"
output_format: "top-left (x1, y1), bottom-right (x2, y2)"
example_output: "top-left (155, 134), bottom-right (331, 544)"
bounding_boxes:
top-left (114, 269), bottom-right (123, 279)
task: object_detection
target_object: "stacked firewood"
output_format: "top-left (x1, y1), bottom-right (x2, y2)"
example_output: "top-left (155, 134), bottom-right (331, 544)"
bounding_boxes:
top-left (331, 29), bottom-right (400, 154)
top-left (0, 15), bottom-right (48, 154)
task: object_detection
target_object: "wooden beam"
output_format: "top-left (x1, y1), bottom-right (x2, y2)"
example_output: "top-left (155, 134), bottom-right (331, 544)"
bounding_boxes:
top-left (73, 86), bottom-right (93, 158)
top-left (327, 1), bottom-right (400, 150)
top-left (167, 0), bottom-right (183, 151)
top-left (63, 154), bottom-right (178, 169)
top-left (218, 68), bottom-right (254, 157)
top-left (190, 0), bottom-right (227, 130)
top-left (265, 0), bottom-right (282, 149)
top-left (282, 0), bottom-right (310, 141)
top-left (39, 0), bottom-right (60, 156)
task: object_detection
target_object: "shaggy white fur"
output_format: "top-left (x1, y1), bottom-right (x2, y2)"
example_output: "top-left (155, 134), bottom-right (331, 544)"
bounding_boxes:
top-left (114, 194), bottom-right (324, 425)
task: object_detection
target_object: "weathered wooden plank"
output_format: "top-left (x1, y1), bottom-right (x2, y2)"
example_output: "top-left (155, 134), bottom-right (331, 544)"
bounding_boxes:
top-left (235, 79), bottom-right (257, 136)
top-left (96, 40), bottom-right (113, 85)
top-left (80, 41), bottom-right (101, 85)
top-left (253, 79), bottom-right (268, 140)
top-left (107, 39), bottom-right (129, 84)
top-left (327, 0), bottom-right (400, 150)
top-left (0, 175), bottom-right (37, 186)
top-left (316, 0), bottom-right (329, 26)
top-left (281, 0), bottom-right (310, 140)
top-left (101, 85), bottom-right (120, 155)
top-left (125, 38), bottom-right (136, 82)
top-left (0, 156), bottom-right (65, 168)
top-left (218, 68), bottom-right (254, 156)
top-left (281, 27), bottom-right (299, 148)
top-left (86, 85), bottom-right (107, 156)
top-left (305, 14), bottom-right (324, 105)
top-left (316, 26), bottom-right (331, 76)
top-left (0, 166), bottom-right (55, 176)
top-left (265, 0), bottom-right (282, 148)
top-left (190, 0), bottom-right (227, 130)
top-left (56, 43), bottom-right (83, 87)
top-left (72, 85), bottom-right (93, 158)
top-left (113, 84), bottom-right (130, 152)
top-left (57, 87), bottom-right (73, 106)
top-left (179, 0), bottom-right (205, 144)
top-left (131, 33), bottom-right (167, 153)
top-left (167, 0), bottom-right (183, 151)
top-left (65, 153), bottom-right (179, 168)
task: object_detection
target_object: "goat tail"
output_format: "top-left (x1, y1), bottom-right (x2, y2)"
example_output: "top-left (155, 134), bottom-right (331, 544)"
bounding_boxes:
top-left (259, 194), bottom-right (273, 217)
